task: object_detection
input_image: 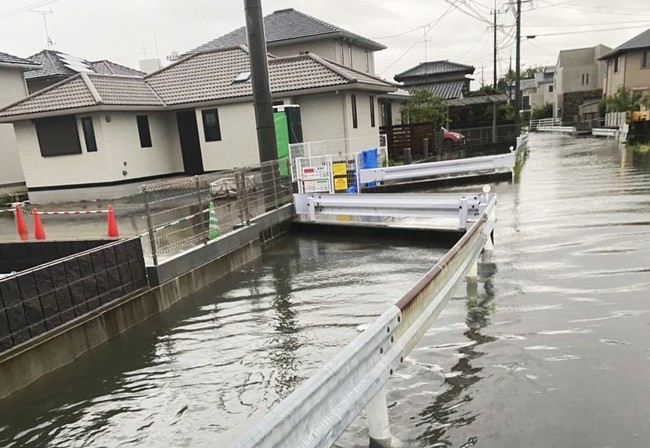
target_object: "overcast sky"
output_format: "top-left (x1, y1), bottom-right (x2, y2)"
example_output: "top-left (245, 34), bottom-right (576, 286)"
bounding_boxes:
top-left (1, 0), bottom-right (650, 87)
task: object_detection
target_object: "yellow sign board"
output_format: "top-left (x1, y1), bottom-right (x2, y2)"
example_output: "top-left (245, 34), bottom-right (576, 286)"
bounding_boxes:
top-left (332, 162), bottom-right (347, 176)
top-left (334, 177), bottom-right (348, 191)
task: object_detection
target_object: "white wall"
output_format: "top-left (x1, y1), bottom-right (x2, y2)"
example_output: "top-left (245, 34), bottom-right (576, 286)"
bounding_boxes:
top-left (343, 92), bottom-right (380, 155)
top-left (0, 68), bottom-right (29, 187)
top-left (14, 111), bottom-right (183, 190)
top-left (269, 40), bottom-right (337, 61)
top-left (196, 103), bottom-right (260, 171)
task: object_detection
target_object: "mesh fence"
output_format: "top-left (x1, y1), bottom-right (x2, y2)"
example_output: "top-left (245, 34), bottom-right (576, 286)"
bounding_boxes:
top-left (140, 159), bottom-right (292, 264)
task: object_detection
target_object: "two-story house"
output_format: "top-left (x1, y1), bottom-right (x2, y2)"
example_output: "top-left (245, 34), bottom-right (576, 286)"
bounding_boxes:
top-left (553, 44), bottom-right (611, 123)
top-left (0, 51), bottom-right (40, 190)
top-left (187, 8), bottom-right (386, 75)
top-left (599, 28), bottom-right (650, 99)
top-left (533, 66), bottom-right (555, 110)
top-left (393, 60), bottom-right (475, 100)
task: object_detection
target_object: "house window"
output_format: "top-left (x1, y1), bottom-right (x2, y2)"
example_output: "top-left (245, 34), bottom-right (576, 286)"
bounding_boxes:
top-left (523, 96), bottom-right (530, 110)
top-left (136, 115), bottom-right (152, 148)
top-left (340, 43), bottom-right (345, 64)
top-left (642, 50), bottom-right (650, 69)
top-left (81, 117), bottom-right (97, 152)
top-left (369, 96), bottom-right (375, 127)
top-left (34, 115), bottom-right (82, 157)
top-left (614, 56), bottom-right (619, 73)
top-left (348, 45), bottom-right (353, 67)
top-left (585, 73), bottom-right (589, 85)
top-left (201, 109), bottom-right (222, 142)
top-left (549, 85), bottom-right (553, 93)
top-left (351, 94), bottom-right (358, 129)
top-left (365, 50), bottom-right (370, 72)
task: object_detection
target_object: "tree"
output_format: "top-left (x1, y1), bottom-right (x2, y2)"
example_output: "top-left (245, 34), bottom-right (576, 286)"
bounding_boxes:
top-left (400, 89), bottom-right (447, 125)
top-left (521, 66), bottom-right (544, 79)
top-left (604, 86), bottom-right (647, 112)
top-left (531, 103), bottom-right (553, 120)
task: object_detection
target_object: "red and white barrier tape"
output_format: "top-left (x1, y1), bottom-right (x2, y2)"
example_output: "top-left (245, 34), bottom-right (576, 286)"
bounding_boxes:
top-left (20, 208), bottom-right (110, 215)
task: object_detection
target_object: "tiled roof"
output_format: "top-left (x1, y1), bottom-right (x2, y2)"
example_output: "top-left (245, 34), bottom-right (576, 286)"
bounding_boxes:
top-left (394, 61), bottom-right (475, 81)
top-left (146, 46), bottom-right (394, 105)
top-left (405, 81), bottom-right (466, 100)
top-left (0, 51), bottom-right (40, 68)
top-left (600, 28), bottom-right (650, 59)
top-left (25, 50), bottom-right (143, 80)
top-left (188, 8), bottom-right (385, 54)
top-left (91, 60), bottom-right (144, 77)
top-left (0, 46), bottom-right (394, 119)
top-left (0, 73), bottom-right (163, 118)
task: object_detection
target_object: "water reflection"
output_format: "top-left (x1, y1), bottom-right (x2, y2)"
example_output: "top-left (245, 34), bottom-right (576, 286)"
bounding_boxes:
top-left (416, 265), bottom-right (498, 447)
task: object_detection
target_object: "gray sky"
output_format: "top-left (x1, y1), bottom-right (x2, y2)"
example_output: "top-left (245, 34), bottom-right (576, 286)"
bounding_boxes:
top-left (1, 0), bottom-right (650, 86)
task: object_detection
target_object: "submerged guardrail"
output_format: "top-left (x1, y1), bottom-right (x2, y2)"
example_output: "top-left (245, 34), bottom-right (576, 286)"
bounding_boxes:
top-left (231, 193), bottom-right (497, 448)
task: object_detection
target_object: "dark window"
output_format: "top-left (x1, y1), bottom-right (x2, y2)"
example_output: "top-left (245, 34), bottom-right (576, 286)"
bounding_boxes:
top-left (351, 95), bottom-right (358, 129)
top-left (33, 115), bottom-right (82, 157)
top-left (81, 117), bottom-right (97, 152)
top-left (585, 73), bottom-right (589, 85)
top-left (136, 115), bottom-right (152, 148)
top-left (642, 51), bottom-right (650, 69)
top-left (201, 109), bottom-right (222, 142)
top-left (549, 85), bottom-right (553, 93)
top-left (523, 96), bottom-right (530, 110)
top-left (369, 96), bottom-right (375, 127)
top-left (614, 57), bottom-right (619, 73)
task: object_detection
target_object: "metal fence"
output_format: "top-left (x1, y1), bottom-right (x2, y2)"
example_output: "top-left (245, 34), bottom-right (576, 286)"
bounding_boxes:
top-left (140, 159), bottom-right (293, 265)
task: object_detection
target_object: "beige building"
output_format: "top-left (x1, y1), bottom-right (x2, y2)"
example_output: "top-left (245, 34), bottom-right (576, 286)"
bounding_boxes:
top-left (554, 44), bottom-right (611, 121)
top-left (0, 52), bottom-right (40, 190)
top-left (532, 66), bottom-right (555, 110)
top-left (188, 8), bottom-right (385, 75)
top-left (599, 28), bottom-right (650, 98)
top-left (0, 46), bottom-right (394, 202)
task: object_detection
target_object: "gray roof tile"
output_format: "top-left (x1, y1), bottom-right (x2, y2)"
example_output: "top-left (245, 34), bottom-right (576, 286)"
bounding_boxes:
top-left (0, 51), bottom-right (40, 67)
top-left (395, 61), bottom-right (475, 81)
top-left (405, 81), bottom-right (465, 100)
top-left (89, 74), bottom-right (163, 106)
top-left (25, 50), bottom-right (143, 80)
top-left (188, 8), bottom-right (385, 54)
top-left (600, 28), bottom-right (650, 59)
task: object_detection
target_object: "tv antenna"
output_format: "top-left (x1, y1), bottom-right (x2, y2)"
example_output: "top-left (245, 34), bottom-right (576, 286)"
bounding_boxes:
top-left (31, 8), bottom-right (54, 49)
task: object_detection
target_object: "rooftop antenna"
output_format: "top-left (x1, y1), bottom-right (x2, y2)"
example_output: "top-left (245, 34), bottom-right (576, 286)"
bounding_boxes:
top-left (423, 24), bottom-right (433, 62)
top-left (31, 8), bottom-right (54, 49)
top-left (140, 44), bottom-right (148, 59)
top-left (153, 31), bottom-right (162, 70)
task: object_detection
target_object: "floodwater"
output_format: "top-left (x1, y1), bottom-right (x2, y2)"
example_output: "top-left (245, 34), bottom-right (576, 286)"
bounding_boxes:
top-left (1, 134), bottom-right (650, 447)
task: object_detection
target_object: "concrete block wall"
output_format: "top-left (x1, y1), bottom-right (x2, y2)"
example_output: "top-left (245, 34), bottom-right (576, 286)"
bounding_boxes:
top-left (0, 238), bottom-right (146, 352)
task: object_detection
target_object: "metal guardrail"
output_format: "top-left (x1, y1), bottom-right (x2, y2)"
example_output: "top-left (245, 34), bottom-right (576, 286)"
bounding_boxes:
top-left (231, 193), bottom-right (496, 448)
top-left (293, 192), bottom-right (486, 229)
top-left (358, 149), bottom-right (516, 185)
top-left (592, 128), bottom-right (619, 138)
top-left (537, 125), bottom-right (576, 135)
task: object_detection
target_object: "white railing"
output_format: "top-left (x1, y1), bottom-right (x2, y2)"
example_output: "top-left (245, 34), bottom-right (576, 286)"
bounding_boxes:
top-left (231, 193), bottom-right (496, 448)
top-left (605, 112), bottom-right (626, 128)
top-left (529, 117), bottom-right (560, 130)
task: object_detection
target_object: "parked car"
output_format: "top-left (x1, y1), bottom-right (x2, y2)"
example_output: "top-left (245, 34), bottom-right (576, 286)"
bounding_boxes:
top-left (441, 127), bottom-right (465, 147)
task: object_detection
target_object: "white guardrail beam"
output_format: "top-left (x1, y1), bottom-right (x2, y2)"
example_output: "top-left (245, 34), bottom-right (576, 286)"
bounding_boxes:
top-left (358, 150), bottom-right (516, 185)
top-left (293, 193), bottom-right (486, 229)
top-left (231, 194), bottom-right (497, 448)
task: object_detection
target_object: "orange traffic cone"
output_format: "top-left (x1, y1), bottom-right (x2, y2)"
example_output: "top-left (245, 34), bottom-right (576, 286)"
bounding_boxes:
top-left (14, 205), bottom-right (28, 241)
top-left (33, 208), bottom-right (46, 240)
top-left (107, 205), bottom-right (119, 237)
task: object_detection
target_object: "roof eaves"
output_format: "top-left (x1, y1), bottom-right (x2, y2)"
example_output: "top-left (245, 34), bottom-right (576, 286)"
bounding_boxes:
top-left (0, 72), bottom-right (86, 114)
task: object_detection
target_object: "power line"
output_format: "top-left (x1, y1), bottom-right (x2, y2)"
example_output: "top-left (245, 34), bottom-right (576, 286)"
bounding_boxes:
top-left (527, 23), bottom-right (650, 37)
top-left (0, 0), bottom-right (59, 20)
top-left (378, 0), bottom-right (460, 76)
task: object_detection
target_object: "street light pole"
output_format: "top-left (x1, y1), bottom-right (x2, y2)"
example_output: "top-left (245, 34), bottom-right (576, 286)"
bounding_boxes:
top-left (514, 0), bottom-right (522, 135)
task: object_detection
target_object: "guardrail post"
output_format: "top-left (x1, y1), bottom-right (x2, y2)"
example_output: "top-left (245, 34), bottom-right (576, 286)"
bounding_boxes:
top-left (422, 138), bottom-right (429, 159)
top-left (367, 384), bottom-right (392, 448)
top-left (459, 197), bottom-right (469, 229)
top-left (307, 197), bottom-right (316, 222)
top-left (403, 148), bottom-right (412, 165)
top-left (195, 176), bottom-right (208, 244)
top-left (142, 189), bottom-right (158, 266)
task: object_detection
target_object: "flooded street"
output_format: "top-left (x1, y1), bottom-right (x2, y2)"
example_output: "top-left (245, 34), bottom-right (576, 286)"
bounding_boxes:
top-left (1, 134), bottom-right (650, 447)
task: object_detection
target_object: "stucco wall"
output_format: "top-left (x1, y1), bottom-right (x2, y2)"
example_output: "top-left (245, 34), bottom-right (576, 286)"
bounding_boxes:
top-left (269, 39), bottom-right (337, 61)
top-left (197, 103), bottom-right (260, 172)
top-left (14, 111), bottom-right (183, 189)
top-left (624, 50), bottom-right (650, 93)
top-left (343, 92), bottom-right (380, 154)
top-left (297, 92), bottom-right (346, 154)
top-left (0, 68), bottom-right (29, 187)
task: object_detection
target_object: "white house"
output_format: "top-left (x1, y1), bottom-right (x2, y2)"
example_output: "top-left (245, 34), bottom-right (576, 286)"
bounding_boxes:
top-left (0, 51), bottom-right (40, 192)
top-left (0, 46), bottom-right (395, 202)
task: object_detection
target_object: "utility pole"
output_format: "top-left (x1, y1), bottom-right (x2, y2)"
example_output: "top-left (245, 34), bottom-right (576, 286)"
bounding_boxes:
top-left (492, 2), bottom-right (497, 89)
top-left (514, 0), bottom-right (522, 135)
top-left (244, 0), bottom-right (277, 163)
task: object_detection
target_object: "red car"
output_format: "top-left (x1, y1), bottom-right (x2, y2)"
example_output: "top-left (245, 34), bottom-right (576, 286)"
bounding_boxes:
top-left (441, 127), bottom-right (465, 147)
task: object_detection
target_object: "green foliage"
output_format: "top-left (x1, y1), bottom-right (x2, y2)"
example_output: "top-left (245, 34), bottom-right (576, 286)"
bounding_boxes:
top-left (400, 89), bottom-right (447, 125)
top-left (605, 86), bottom-right (647, 112)
top-left (531, 103), bottom-right (553, 120)
top-left (521, 66), bottom-right (544, 79)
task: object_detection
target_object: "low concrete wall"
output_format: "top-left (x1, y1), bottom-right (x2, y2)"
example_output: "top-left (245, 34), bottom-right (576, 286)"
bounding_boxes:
top-left (0, 239), bottom-right (261, 399)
